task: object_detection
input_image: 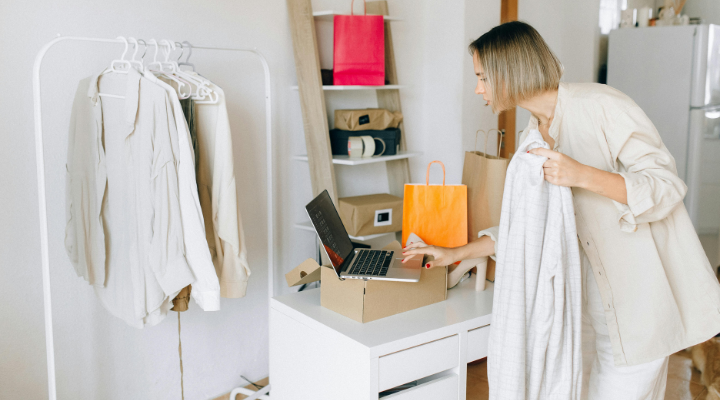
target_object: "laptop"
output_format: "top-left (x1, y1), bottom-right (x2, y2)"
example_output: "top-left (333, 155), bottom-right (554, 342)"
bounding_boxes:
top-left (305, 190), bottom-right (422, 282)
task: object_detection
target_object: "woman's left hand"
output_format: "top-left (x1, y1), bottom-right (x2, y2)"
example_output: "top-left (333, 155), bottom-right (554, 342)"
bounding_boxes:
top-left (528, 147), bottom-right (589, 188)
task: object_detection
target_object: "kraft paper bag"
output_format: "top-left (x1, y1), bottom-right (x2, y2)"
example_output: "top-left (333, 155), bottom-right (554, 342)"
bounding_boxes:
top-left (402, 161), bottom-right (468, 249)
top-left (334, 109), bottom-right (403, 131)
top-left (462, 130), bottom-right (510, 281)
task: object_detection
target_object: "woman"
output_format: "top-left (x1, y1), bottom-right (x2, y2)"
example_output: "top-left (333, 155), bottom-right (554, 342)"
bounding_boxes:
top-left (403, 21), bottom-right (720, 399)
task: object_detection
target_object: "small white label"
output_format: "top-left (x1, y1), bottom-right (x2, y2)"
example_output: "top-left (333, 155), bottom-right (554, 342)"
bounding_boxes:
top-left (374, 208), bottom-right (392, 227)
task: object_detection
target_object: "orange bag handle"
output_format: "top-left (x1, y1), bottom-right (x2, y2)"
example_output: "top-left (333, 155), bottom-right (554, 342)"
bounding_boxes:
top-left (350, 0), bottom-right (367, 15)
top-left (426, 161), bottom-right (447, 206)
top-left (426, 161), bottom-right (446, 186)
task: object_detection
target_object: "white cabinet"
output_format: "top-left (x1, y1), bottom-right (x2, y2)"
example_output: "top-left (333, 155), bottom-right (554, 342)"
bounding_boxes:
top-left (378, 335), bottom-right (459, 391)
top-left (383, 373), bottom-right (459, 400)
top-left (269, 277), bottom-right (493, 399)
top-left (466, 325), bottom-right (491, 362)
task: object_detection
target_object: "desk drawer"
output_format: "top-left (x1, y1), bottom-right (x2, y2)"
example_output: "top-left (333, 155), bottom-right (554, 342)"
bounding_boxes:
top-left (467, 325), bottom-right (490, 361)
top-left (382, 373), bottom-right (458, 400)
top-left (378, 335), bottom-right (459, 392)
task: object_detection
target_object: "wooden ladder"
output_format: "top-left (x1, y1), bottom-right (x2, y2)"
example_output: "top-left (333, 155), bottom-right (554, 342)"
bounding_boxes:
top-left (286, 0), bottom-right (412, 207)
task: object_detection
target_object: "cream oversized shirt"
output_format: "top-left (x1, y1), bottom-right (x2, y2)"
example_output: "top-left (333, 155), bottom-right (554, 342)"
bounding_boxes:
top-left (65, 69), bottom-right (195, 327)
top-left (483, 82), bottom-right (720, 366)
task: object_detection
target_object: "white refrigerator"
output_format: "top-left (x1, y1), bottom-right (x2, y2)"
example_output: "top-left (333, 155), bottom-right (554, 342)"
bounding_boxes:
top-left (608, 25), bottom-right (720, 233)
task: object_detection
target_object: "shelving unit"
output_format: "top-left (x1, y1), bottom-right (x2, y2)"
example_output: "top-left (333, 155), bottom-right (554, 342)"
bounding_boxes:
top-left (294, 221), bottom-right (395, 242)
top-left (311, 10), bottom-right (403, 22)
top-left (287, 0), bottom-right (413, 244)
top-left (290, 84), bottom-right (404, 91)
top-left (292, 151), bottom-right (421, 166)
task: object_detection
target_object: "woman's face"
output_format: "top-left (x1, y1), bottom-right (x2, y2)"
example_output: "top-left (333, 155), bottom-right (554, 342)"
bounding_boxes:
top-left (473, 54), bottom-right (492, 107)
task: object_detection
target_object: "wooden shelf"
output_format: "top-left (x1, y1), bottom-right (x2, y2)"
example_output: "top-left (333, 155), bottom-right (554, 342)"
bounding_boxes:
top-left (312, 10), bottom-right (403, 22)
top-left (293, 151), bottom-right (422, 166)
top-left (294, 221), bottom-right (397, 241)
top-left (291, 85), bottom-right (404, 91)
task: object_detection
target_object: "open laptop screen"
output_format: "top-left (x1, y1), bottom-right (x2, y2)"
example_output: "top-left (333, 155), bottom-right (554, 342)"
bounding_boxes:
top-left (305, 190), bottom-right (355, 274)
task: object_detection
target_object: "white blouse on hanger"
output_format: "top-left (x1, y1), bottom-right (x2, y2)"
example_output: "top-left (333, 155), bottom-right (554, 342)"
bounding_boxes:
top-left (65, 68), bottom-right (195, 328)
top-left (145, 70), bottom-right (221, 311)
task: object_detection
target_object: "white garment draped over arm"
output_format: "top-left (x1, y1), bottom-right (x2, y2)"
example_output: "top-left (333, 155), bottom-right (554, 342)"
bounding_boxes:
top-left (488, 130), bottom-right (583, 400)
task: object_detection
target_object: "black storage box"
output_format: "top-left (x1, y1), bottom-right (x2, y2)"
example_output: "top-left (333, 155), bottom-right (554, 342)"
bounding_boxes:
top-left (329, 128), bottom-right (401, 156)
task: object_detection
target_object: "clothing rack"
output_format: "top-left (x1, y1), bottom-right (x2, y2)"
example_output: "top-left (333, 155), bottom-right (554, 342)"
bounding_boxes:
top-left (32, 35), bottom-right (274, 400)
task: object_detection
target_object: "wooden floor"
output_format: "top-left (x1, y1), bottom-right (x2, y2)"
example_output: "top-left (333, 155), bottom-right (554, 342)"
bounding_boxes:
top-left (467, 352), bottom-right (707, 400)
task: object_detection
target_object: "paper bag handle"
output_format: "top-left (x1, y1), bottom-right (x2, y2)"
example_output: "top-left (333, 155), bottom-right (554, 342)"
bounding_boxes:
top-left (474, 128), bottom-right (503, 156)
top-left (426, 161), bottom-right (446, 186)
top-left (350, 0), bottom-right (367, 15)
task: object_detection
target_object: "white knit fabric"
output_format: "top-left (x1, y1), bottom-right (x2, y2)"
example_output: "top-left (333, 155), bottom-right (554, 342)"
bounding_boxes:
top-left (488, 130), bottom-right (583, 400)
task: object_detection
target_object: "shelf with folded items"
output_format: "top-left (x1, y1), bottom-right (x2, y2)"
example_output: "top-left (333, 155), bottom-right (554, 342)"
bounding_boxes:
top-left (292, 151), bottom-right (422, 166)
top-left (294, 220), bottom-right (397, 242)
top-left (312, 11), bottom-right (403, 22)
top-left (290, 84), bottom-right (404, 91)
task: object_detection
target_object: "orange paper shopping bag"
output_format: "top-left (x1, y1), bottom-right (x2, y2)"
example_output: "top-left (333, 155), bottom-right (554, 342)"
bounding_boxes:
top-left (402, 161), bottom-right (468, 248)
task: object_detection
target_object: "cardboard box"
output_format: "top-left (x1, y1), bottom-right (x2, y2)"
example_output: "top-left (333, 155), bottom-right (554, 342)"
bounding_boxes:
top-left (338, 194), bottom-right (403, 237)
top-left (285, 241), bottom-right (447, 323)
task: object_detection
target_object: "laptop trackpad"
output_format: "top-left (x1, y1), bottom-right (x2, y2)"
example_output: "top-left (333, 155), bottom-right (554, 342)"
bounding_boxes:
top-left (396, 254), bottom-right (422, 269)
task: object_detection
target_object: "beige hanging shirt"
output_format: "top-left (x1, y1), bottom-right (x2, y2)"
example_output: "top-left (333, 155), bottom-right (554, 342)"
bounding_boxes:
top-left (485, 82), bottom-right (720, 366)
top-left (194, 82), bottom-right (251, 298)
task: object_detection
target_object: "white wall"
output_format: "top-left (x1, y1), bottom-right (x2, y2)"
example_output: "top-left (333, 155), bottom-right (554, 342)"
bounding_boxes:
top-left (516, 0), bottom-right (601, 134)
top-left (684, 0), bottom-right (720, 25)
top-left (0, 0), bottom-right (602, 398)
top-left (462, 0), bottom-right (503, 158)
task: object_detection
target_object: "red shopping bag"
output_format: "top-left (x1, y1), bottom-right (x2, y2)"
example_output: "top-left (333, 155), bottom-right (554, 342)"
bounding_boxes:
top-left (333, 0), bottom-right (385, 86)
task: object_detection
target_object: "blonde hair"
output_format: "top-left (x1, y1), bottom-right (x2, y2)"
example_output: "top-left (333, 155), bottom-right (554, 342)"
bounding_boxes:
top-left (469, 21), bottom-right (563, 113)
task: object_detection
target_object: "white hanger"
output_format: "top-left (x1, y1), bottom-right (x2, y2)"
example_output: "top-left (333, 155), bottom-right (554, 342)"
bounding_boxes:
top-left (173, 41), bottom-right (219, 104)
top-left (178, 41), bottom-right (195, 71)
top-left (98, 36), bottom-right (131, 99)
top-left (167, 41), bottom-right (218, 103)
top-left (108, 36), bottom-right (132, 73)
top-left (160, 40), bottom-right (194, 99)
top-left (127, 37), bottom-right (145, 70)
top-left (147, 39), bottom-right (191, 99)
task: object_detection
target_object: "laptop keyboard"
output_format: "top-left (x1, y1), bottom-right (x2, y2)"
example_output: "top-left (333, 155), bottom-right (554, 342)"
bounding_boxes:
top-left (348, 250), bottom-right (393, 276)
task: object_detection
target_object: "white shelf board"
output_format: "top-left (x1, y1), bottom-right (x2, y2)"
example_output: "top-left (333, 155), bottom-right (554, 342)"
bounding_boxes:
top-left (291, 84), bottom-right (404, 91)
top-left (294, 221), bottom-right (396, 242)
top-left (313, 10), bottom-right (403, 22)
top-left (293, 151), bottom-right (422, 166)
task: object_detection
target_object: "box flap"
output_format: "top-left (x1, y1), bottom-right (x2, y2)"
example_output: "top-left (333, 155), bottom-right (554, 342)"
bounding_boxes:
top-left (382, 240), bottom-right (402, 252)
top-left (285, 258), bottom-right (322, 287)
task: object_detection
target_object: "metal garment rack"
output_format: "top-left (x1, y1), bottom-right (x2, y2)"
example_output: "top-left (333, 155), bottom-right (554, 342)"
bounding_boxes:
top-left (32, 35), bottom-right (273, 400)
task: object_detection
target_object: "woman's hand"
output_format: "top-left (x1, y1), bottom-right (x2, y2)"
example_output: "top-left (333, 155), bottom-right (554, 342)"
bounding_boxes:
top-left (528, 147), bottom-right (589, 188)
top-left (528, 147), bottom-right (628, 204)
top-left (401, 241), bottom-right (459, 269)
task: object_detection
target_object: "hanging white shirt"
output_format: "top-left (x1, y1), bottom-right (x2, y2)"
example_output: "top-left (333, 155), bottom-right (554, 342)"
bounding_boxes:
top-left (65, 69), bottom-right (195, 328)
top-left (194, 81), bottom-right (251, 298)
top-left (144, 70), bottom-right (222, 311)
top-left (485, 130), bottom-right (583, 400)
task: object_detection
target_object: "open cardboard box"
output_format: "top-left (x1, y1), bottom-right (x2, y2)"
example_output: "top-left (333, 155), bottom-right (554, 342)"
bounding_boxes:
top-left (285, 241), bottom-right (447, 323)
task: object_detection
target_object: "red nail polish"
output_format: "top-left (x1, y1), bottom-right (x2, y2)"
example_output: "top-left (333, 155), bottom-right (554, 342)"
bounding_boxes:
top-left (527, 151), bottom-right (529, 153)
top-left (426, 264), bottom-right (430, 268)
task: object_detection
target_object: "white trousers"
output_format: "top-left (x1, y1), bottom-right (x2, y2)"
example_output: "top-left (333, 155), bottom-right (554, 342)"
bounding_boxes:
top-left (580, 251), bottom-right (669, 400)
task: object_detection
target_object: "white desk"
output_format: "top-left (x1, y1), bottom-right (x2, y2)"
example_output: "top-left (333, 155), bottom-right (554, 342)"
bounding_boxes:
top-left (269, 277), bottom-right (494, 400)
